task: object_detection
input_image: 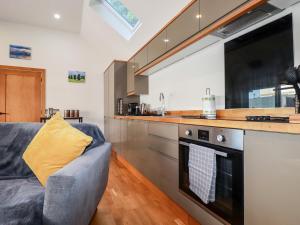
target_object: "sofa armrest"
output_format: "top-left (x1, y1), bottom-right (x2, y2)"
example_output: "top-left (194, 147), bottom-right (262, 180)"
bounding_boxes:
top-left (43, 143), bottom-right (111, 225)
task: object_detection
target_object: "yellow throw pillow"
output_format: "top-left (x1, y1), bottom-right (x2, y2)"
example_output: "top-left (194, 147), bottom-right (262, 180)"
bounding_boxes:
top-left (23, 112), bottom-right (93, 186)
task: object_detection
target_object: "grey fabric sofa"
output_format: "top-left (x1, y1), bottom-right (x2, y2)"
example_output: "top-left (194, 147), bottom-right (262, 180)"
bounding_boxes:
top-left (0, 123), bottom-right (111, 225)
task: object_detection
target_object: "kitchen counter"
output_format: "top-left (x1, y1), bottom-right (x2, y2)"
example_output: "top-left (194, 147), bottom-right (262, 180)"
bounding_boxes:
top-left (114, 115), bottom-right (300, 134)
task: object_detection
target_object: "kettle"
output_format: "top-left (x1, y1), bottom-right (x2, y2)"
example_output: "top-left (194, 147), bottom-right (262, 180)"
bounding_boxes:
top-left (201, 88), bottom-right (216, 119)
top-left (140, 103), bottom-right (148, 115)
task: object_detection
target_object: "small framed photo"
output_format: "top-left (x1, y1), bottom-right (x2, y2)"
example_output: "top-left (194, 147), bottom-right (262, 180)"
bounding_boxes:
top-left (68, 71), bottom-right (86, 83)
top-left (10, 45), bottom-right (32, 60)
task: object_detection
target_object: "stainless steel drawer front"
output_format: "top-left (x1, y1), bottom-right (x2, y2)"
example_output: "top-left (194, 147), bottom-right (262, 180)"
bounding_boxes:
top-left (149, 134), bottom-right (178, 159)
top-left (148, 122), bottom-right (178, 141)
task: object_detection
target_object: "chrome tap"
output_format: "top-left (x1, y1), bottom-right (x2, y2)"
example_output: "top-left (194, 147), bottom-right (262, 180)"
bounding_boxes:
top-left (159, 92), bottom-right (165, 116)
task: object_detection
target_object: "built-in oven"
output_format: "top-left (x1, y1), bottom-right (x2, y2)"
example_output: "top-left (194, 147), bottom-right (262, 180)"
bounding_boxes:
top-left (179, 125), bottom-right (244, 225)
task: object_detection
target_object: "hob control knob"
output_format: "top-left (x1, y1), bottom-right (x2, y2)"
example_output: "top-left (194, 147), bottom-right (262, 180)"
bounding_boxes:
top-left (217, 134), bottom-right (226, 143)
top-left (185, 130), bottom-right (192, 136)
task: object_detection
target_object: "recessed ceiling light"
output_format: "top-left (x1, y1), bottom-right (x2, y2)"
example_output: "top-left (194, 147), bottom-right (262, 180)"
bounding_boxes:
top-left (53, 13), bottom-right (61, 20)
top-left (163, 39), bottom-right (170, 43)
top-left (196, 14), bottom-right (202, 19)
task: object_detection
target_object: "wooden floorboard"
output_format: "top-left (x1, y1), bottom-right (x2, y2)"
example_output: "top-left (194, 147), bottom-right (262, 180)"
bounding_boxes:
top-left (90, 158), bottom-right (198, 225)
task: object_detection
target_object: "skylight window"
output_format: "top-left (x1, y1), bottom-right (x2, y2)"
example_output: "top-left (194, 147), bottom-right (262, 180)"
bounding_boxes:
top-left (104, 0), bottom-right (140, 29)
top-left (90, 0), bottom-right (141, 40)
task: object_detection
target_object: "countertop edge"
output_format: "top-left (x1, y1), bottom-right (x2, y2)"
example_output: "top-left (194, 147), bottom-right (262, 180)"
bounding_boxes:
top-left (114, 115), bottom-right (300, 135)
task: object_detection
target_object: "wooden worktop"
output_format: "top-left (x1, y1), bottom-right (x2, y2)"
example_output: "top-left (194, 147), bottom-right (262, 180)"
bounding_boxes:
top-left (114, 115), bottom-right (300, 134)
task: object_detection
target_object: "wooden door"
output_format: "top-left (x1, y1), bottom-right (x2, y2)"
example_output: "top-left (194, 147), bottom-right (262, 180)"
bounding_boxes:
top-left (0, 74), bottom-right (6, 122)
top-left (0, 66), bottom-right (45, 122)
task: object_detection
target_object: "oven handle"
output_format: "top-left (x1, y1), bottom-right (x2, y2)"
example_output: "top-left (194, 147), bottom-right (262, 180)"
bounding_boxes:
top-left (179, 141), bottom-right (228, 158)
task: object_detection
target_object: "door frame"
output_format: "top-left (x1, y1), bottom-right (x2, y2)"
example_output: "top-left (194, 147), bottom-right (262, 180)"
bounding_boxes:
top-left (0, 65), bottom-right (46, 118)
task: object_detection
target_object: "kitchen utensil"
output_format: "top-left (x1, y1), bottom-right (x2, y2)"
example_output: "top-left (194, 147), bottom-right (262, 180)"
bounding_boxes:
top-left (140, 103), bottom-right (148, 115)
top-left (117, 98), bottom-right (124, 115)
top-left (285, 66), bottom-right (300, 113)
top-left (296, 65), bottom-right (300, 83)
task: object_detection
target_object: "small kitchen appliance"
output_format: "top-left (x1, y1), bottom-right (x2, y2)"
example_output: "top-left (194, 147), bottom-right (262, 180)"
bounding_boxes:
top-left (140, 103), bottom-right (148, 115)
top-left (127, 103), bottom-right (139, 116)
top-left (285, 65), bottom-right (300, 113)
top-left (117, 98), bottom-right (124, 115)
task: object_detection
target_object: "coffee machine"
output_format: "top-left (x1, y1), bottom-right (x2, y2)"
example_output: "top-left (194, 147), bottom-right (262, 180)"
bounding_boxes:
top-left (127, 103), bottom-right (140, 115)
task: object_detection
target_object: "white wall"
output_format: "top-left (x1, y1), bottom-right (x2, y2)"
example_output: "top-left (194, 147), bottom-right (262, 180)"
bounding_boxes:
top-left (0, 21), bottom-right (109, 129)
top-left (141, 3), bottom-right (300, 111)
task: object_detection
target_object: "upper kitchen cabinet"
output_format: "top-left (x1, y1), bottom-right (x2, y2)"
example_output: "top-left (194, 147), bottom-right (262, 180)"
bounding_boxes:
top-left (166, 0), bottom-right (200, 51)
top-left (134, 47), bottom-right (148, 72)
top-left (129, 0), bottom-right (262, 76)
top-left (127, 58), bottom-right (135, 94)
top-left (127, 58), bottom-right (149, 96)
top-left (199, 0), bottom-right (248, 30)
top-left (147, 30), bottom-right (167, 63)
top-left (104, 60), bottom-right (140, 117)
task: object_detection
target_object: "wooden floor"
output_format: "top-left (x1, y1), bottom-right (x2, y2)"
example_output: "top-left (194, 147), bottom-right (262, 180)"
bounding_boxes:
top-left (90, 158), bottom-right (193, 225)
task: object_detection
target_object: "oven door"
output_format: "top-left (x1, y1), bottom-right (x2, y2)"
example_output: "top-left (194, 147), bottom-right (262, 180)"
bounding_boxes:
top-left (179, 138), bottom-right (243, 225)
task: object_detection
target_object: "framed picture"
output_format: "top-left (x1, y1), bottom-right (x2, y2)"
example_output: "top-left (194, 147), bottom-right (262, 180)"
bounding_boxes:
top-left (9, 45), bottom-right (32, 60)
top-left (68, 71), bottom-right (86, 83)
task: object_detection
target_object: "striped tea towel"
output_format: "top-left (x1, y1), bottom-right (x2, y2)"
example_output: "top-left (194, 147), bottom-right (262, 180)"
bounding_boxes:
top-left (188, 144), bottom-right (216, 204)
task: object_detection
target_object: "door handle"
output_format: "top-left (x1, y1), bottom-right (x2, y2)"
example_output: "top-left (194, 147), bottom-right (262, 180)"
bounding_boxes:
top-left (0, 112), bottom-right (7, 115)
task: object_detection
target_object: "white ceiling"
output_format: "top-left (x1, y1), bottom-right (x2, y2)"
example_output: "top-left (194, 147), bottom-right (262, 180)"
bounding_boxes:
top-left (0, 0), bottom-right (84, 33)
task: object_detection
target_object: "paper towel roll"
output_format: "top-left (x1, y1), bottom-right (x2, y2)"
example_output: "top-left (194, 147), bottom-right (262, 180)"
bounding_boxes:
top-left (202, 88), bottom-right (216, 119)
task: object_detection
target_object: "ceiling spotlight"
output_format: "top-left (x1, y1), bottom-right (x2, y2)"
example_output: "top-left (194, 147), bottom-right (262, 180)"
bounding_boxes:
top-left (163, 39), bottom-right (170, 43)
top-left (54, 13), bottom-right (61, 20)
top-left (196, 14), bottom-right (202, 19)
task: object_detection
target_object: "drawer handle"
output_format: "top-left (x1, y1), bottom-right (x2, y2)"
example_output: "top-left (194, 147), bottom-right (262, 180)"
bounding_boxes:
top-left (148, 146), bottom-right (177, 160)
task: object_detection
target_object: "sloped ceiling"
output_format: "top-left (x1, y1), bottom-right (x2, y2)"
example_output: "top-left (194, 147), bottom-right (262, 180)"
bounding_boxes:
top-left (81, 0), bottom-right (190, 61)
top-left (0, 0), bottom-right (190, 62)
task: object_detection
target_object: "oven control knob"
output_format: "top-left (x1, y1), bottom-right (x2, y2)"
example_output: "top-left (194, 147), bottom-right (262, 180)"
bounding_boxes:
top-left (217, 134), bottom-right (226, 143)
top-left (185, 130), bottom-right (192, 136)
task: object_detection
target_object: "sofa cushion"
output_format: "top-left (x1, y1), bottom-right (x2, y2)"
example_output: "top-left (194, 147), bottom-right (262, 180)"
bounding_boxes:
top-left (0, 122), bottom-right (105, 177)
top-left (0, 177), bottom-right (45, 225)
top-left (23, 113), bottom-right (93, 186)
top-left (0, 123), bottom-right (43, 177)
top-left (72, 123), bottom-right (106, 152)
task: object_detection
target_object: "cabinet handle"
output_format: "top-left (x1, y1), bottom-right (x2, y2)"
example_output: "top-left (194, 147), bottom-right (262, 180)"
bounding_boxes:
top-left (0, 112), bottom-right (7, 115)
top-left (148, 146), bottom-right (177, 160)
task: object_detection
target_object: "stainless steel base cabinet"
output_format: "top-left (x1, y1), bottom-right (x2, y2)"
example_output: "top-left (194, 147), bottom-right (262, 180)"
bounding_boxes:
top-left (115, 119), bottom-right (224, 225)
top-left (109, 118), bottom-right (121, 154)
top-left (119, 119), bottom-right (128, 158)
top-left (244, 131), bottom-right (300, 225)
